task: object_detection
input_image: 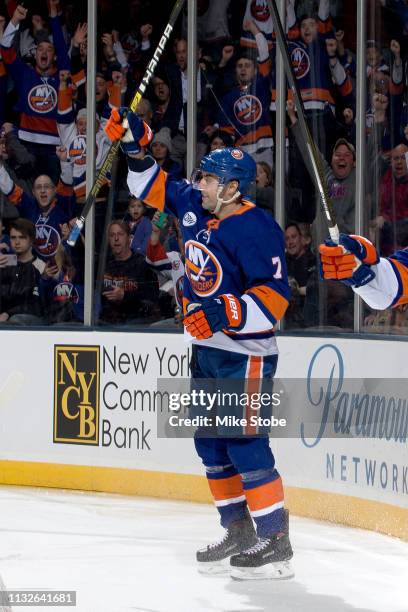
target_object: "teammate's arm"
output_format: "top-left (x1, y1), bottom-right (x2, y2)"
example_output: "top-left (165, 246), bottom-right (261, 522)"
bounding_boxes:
top-left (319, 233), bottom-right (408, 309)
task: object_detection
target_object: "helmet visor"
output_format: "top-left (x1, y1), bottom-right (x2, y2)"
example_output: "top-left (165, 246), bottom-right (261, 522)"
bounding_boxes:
top-left (190, 168), bottom-right (223, 190)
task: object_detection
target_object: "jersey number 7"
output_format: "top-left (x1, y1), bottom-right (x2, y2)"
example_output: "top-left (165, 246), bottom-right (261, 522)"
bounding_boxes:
top-left (272, 256), bottom-right (282, 279)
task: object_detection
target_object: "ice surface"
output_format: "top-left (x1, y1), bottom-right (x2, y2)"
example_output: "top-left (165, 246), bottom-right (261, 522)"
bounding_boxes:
top-left (0, 485), bottom-right (406, 612)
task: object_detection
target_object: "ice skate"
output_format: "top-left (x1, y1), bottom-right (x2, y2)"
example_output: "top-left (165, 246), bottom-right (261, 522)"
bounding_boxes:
top-left (230, 531), bottom-right (294, 580)
top-left (196, 510), bottom-right (257, 575)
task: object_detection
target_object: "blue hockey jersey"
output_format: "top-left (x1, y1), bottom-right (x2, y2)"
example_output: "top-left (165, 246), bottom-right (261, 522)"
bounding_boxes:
top-left (127, 157), bottom-right (290, 356)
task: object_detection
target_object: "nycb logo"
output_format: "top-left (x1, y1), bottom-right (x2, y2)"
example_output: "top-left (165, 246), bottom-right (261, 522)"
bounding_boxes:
top-left (54, 345), bottom-right (100, 445)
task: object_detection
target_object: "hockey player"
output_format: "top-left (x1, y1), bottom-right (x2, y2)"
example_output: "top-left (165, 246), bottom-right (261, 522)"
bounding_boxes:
top-left (319, 233), bottom-right (408, 310)
top-left (105, 109), bottom-right (294, 580)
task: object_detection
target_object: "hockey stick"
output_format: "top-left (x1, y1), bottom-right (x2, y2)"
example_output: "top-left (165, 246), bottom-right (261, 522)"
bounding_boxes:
top-left (67, 0), bottom-right (186, 247)
top-left (266, 0), bottom-right (340, 243)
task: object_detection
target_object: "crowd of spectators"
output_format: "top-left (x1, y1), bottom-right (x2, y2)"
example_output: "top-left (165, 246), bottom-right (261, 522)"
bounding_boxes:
top-left (0, 0), bottom-right (407, 333)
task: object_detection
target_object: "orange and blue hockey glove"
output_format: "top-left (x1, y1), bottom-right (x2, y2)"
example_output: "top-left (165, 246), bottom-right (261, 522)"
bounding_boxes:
top-left (183, 294), bottom-right (247, 340)
top-left (319, 234), bottom-right (379, 288)
top-left (104, 108), bottom-right (152, 154)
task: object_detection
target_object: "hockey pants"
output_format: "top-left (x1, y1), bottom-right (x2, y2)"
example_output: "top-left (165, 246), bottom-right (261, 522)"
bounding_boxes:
top-left (191, 344), bottom-right (285, 537)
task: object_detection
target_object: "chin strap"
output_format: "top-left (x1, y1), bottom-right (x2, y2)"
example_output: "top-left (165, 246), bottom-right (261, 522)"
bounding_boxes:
top-left (211, 185), bottom-right (241, 215)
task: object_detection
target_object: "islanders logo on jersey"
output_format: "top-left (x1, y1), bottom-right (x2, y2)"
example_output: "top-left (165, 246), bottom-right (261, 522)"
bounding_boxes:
top-left (234, 95), bottom-right (262, 126)
top-left (185, 240), bottom-right (223, 297)
top-left (53, 281), bottom-right (80, 304)
top-left (35, 224), bottom-right (60, 257)
top-left (231, 149), bottom-right (244, 160)
top-left (28, 83), bottom-right (58, 114)
top-left (250, 0), bottom-right (270, 22)
top-left (69, 135), bottom-right (87, 166)
top-left (289, 43), bottom-right (310, 80)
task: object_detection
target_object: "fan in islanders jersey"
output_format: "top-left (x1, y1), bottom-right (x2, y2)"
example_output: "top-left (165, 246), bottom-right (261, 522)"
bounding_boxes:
top-left (105, 108), bottom-right (294, 580)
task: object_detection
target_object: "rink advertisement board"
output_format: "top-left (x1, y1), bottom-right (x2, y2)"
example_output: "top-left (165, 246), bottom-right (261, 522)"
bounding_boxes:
top-left (0, 329), bottom-right (406, 540)
top-left (53, 345), bottom-right (100, 445)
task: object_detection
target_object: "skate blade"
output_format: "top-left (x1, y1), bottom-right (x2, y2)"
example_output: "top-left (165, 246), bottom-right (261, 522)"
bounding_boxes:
top-left (197, 557), bottom-right (231, 576)
top-left (231, 560), bottom-right (294, 581)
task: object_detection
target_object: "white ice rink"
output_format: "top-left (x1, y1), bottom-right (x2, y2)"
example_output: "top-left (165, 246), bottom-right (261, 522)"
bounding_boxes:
top-left (0, 485), bottom-right (406, 612)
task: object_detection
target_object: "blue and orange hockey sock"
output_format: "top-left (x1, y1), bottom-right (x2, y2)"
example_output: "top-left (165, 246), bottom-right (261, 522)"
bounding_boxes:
top-left (206, 465), bottom-right (247, 528)
top-left (242, 469), bottom-right (285, 537)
